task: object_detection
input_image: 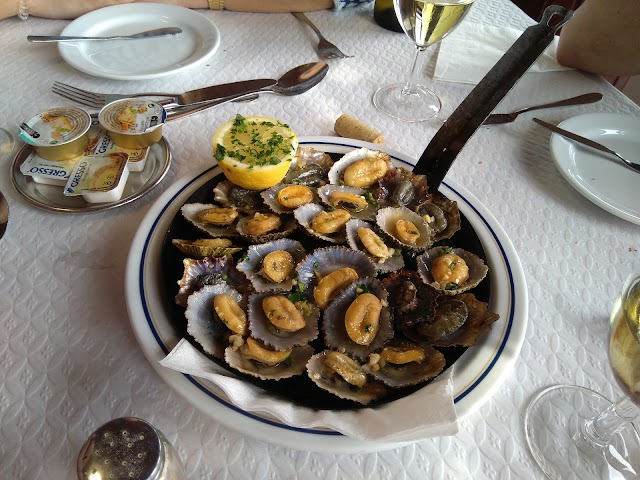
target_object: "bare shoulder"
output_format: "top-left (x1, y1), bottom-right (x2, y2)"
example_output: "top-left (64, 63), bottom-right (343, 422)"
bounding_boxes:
top-left (556, 0), bottom-right (640, 76)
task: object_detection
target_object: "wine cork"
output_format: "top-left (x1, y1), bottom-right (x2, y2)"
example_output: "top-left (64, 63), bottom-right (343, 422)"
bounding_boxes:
top-left (334, 114), bottom-right (384, 145)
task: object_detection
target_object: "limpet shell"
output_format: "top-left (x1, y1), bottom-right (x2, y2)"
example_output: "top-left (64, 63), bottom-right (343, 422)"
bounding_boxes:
top-left (236, 212), bottom-right (298, 243)
top-left (247, 292), bottom-right (320, 350)
top-left (175, 255), bottom-right (252, 308)
top-left (213, 179), bottom-right (268, 213)
top-left (416, 247), bottom-right (488, 295)
top-left (185, 284), bottom-right (246, 360)
top-left (171, 238), bottom-right (242, 258)
top-left (366, 341), bottom-right (446, 388)
top-left (306, 350), bottom-right (387, 404)
top-left (327, 148), bottom-right (394, 187)
top-left (322, 277), bottom-right (394, 361)
top-left (261, 183), bottom-right (319, 214)
top-left (431, 293), bottom-right (500, 347)
top-left (293, 203), bottom-right (349, 244)
top-left (317, 184), bottom-right (377, 221)
top-left (295, 246), bottom-right (377, 305)
top-left (345, 219), bottom-right (404, 273)
top-left (225, 342), bottom-right (314, 380)
top-left (181, 203), bottom-right (239, 237)
top-left (376, 206), bottom-right (434, 251)
top-left (282, 147), bottom-right (334, 187)
top-left (415, 192), bottom-right (461, 242)
top-left (237, 238), bottom-right (306, 293)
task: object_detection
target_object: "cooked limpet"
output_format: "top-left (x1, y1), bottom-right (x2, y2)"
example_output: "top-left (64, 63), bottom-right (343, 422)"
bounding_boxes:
top-left (417, 246), bottom-right (488, 295)
top-left (322, 277), bottom-right (393, 361)
top-left (283, 147), bottom-right (334, 187)
top-left (295, 246), bottom-right (376, 310)
top-left (171, 238), bottom-right (242, 258)
top-left (317, 185), bottom-right (377, 220)
top-left (236, 212), bottom-right (297, 243)
top-left (261, 183), bottom-right (319, 214)
top-left (366, 341), bottom-right (446, 388)
top-left (237, 239), bottom-right (305, 293)
top-left (328, 148), bottom-right (393, 188)
top-left (248, 292), bottom-right (320, 350)
top-left (345, 219), bottom-right (404, 273)
top-left (376, 206), bottom-right (434, 251)
top-left (306, 350), bottom-right (387, 404)
top-left (185, 284), bottom-right (247, 360)
top-left (415, 192), bottom-right (461, 241)
top-left (181, 203), bottom-right (239, 237)
top-left (431, 293), bottom-right (500, 347)
top-left (213, 179), bottom-right (268, 214)
top-left (294, 203), bottom-right (348, 243)
top-left (225, 338), bottom-right (314, 380)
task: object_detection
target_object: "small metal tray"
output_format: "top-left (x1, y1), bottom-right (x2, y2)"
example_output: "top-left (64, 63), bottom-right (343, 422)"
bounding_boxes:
top-left (10, 137), bottom-right (171, 213)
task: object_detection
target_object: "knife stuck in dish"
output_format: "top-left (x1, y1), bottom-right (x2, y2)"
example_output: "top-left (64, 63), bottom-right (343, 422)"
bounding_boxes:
top-left (413, 5), bottom-right (574, 189)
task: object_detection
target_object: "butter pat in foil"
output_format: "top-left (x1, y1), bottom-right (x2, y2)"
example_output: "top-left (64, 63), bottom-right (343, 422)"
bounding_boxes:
top-left (88, 129), bottom-right (150, 172)
top-left (99, 99), bottom-right (166, 149)
top-left (20, 151), bottom-right (79, 186)
top-left (64, 152), bottom-right (130, 203)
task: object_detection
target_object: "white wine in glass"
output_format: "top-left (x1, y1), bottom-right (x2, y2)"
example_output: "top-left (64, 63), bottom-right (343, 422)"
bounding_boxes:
top-left (525, 273), bottom-right (640, 479)
top-left (373, 0), bottom-right (475, 122)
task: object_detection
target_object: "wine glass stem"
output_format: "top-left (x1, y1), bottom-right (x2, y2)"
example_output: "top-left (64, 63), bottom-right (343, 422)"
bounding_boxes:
top-left (401, 45), bottom-right (427, 96)
top-left (576, 396), bottom-right (640, 449)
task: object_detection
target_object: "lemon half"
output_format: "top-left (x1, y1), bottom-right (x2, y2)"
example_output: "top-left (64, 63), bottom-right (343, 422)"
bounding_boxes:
top-left (213, 114), bottom-right (298, 190)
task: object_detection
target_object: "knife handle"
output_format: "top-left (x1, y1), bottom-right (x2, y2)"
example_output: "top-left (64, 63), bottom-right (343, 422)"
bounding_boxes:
top-left (516, 93), bottom-right (603, 115)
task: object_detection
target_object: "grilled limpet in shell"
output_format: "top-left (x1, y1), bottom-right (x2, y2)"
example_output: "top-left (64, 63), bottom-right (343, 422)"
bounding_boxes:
top-left (236, 238), bottom-right (305, 293)
top-left (247, 292), bottom-right (320, 350)
top-left (328, 148), bottom-right (394, 188)
top-left (365, 341), bottom-right (446, 388)
top-left (294, 203), bottom-right (350, 244)
top-left (181, 203), bottom-right (239, 237)
top-left (236, 211), bottom-right (297, 243)
top-left (415, 192), bottom-right (461, 242)
top-left (185, 284), bottom-right (247, 360)
top-left (322, 277), bottom-right (393, 361)
top-left (295, 246), bottom-right (377, 310)
top-left (306, 350), bottom-right (387, 404)
top-left (417, 246), bottom-right (488, 295)
top-left (345, 219), bottom-right (404, 273)
top-left (317, 184), bottom-right (377, 221)
top-left (225, 338), bottom-right (314, 380)
top-left (171, 238), bottom-right (242, 258)
top-left (261, 183), bottom-right (319, 214)
top-left (376, 206), bottom-right (434, 251)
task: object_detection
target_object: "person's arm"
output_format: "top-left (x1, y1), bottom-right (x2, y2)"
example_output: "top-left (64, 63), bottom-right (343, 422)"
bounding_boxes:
top-left (556, 0), bottom-right (640, 76)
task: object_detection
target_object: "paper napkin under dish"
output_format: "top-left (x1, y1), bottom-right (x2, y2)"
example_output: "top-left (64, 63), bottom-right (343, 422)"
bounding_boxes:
top-left (434, 22), bottom-right (572, 85)
top-left (160, 339), bottom-right (458, 442)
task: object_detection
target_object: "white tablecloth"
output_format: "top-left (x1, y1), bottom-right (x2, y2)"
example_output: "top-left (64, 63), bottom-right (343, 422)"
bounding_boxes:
top-left (1, 1), bottom-right (639, 478)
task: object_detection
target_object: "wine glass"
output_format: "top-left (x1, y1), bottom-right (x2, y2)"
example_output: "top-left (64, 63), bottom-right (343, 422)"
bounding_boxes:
top-left (373, 0), bottom-right (475, 122)
top-left (525, 272), bottom-right (640, 479)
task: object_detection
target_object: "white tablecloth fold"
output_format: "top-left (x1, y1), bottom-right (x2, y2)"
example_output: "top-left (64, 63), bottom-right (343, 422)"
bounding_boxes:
top-left (160, 339), bottom-right (458, 442)
top-left (434, 22), bottom-right (572, 85)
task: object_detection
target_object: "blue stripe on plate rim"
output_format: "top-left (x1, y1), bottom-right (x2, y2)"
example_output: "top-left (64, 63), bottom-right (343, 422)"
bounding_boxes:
top-left (137, 141), bottom-right (516, 436)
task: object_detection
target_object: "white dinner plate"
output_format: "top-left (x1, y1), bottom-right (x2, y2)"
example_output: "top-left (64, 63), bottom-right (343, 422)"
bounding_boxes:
top-left (549, 113), bottom-right (640, 225)
top-left (125, 137), bottom-right (528, 453)
top-left (58, 4), bottom-right (220, 80)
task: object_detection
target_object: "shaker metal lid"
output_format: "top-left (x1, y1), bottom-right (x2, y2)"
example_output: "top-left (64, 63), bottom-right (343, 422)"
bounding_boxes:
top-left (77, 417), bottom-right (164, 480)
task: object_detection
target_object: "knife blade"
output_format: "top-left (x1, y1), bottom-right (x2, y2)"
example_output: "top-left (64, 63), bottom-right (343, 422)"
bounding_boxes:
top-left (413, 5), bottom-right (574, 189)
top-left (179, 79), bottom-right (277, 105)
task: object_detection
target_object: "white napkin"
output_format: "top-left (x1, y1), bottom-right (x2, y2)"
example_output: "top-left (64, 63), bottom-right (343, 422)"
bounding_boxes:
top-left (434, 22), bottom-right (572, 85)
top-left (160, 339), bottom-right (458, 442)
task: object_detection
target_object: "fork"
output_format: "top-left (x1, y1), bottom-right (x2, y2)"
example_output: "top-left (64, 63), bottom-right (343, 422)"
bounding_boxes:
top-left (291, 12), bottom-right (353, 60)
top-left (52, 81), bottom-right (182, 109)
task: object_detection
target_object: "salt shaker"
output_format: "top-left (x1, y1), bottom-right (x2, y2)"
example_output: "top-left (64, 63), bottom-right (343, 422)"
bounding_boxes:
top-left (77, 417), bottom-right (187, 480)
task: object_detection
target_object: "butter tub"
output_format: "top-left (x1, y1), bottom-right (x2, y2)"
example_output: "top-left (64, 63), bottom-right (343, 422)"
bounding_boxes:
top-left (64, 151), bottom-right (130, 203)
top-left (98, 99), bottom-right (166, 149)
top-left (19, 107), bottom-right (91, 161)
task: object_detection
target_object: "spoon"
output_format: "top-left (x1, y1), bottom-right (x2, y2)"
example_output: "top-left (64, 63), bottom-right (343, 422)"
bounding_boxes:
top-left (27, 27), bottom-right (183, 43)
top-left (0, 190), bottom-right (8, 240)
top-left (165, 62), bottom-right (329, 121)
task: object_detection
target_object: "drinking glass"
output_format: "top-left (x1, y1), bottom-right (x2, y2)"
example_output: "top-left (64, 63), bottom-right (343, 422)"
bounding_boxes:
top-left (373, 0), bottom-right (475, 122)
top-left (524, 273), bottom-right (640, 479)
